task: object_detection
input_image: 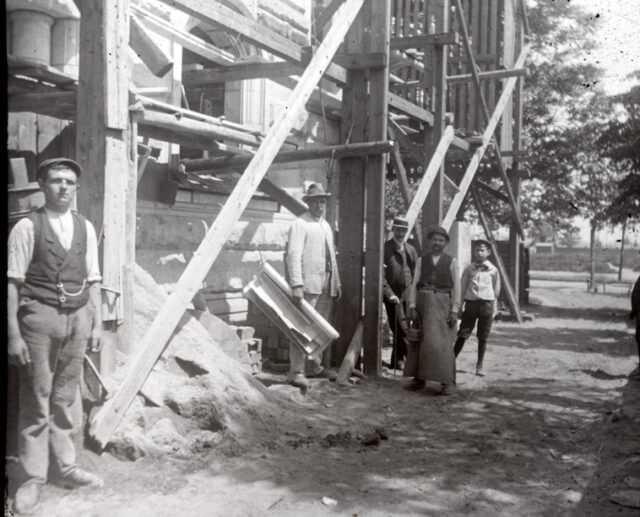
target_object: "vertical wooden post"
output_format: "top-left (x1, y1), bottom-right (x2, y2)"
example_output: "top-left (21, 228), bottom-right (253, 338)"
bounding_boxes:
top-left (422, 0), bottom-right (449, 234)
top-left (508, 13), bottom-right (525, 304)
top-left (362, 0), bottom-right (390, 374)
top-left (336, 9), bottom-right (367, 364)
top-left (76, 0), bottom-right (134, 365)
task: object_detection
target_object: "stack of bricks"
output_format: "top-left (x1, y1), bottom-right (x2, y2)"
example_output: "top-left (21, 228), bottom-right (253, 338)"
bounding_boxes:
top-left (246, 299), bottom-right (291, 365)
top-left (233, 326), bottom-right (263, 375)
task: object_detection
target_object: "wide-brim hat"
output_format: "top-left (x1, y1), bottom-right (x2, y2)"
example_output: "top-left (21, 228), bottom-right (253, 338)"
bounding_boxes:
top-left (426, 225), bottom-right (450, 243)
top-left (392, 216), bottom-right (410, 230)
top-left (37, 158), bottom-right (83, 181)
top-left (303, 183), bottom-right (331, 201)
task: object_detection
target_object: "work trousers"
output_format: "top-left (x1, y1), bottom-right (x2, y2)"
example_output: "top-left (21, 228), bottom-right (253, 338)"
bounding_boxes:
top-left (288, 289), bottom-right (334, 380)
top-left (383, 299), bottom-right (408, 365)
top-left (457, 299), bottom-right (494, 341)
top-left (17, 299), bottom-right (92, 484)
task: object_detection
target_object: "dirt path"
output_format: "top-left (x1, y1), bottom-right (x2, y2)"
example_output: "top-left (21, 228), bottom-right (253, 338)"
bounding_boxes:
top-left (9, 280), bottom-right (640, 517)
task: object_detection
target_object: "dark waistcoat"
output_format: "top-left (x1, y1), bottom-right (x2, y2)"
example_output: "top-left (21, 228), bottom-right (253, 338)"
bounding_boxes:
top-left (418, 252), bottom-right (453, 291)
top-left (21, 208), bottom-right (90, 308)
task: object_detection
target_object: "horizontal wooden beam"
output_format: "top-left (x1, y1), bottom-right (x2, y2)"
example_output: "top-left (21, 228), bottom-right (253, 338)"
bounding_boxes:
top-left (156, 0), bottom-right (348, 85)
top-left (182, 61), bottom-right (300, 85)
top-left (333, 52), bottom-right (387, 70)
top-left (390, 32), bottom-right (459, 50)
top-left (136, 108), bottom-right (265, 147)
top-left (9, 91), bottom-right (76, 119)
top-left (182, 140), bottom-right (396, 171)
top-left (447, 67), bottom-right (528, 85)
top-left (8, 54), bottom-right (78, 89)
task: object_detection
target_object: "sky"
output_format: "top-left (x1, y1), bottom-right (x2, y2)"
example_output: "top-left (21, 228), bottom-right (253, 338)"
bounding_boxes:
top-left (571, 0), bottom-right (640, 94)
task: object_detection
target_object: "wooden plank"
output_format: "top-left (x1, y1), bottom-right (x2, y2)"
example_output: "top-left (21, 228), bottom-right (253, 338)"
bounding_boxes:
top-left (362, 0), bottom-right (390, 375)
top-left (388, 92), bottom-right (434, 125)
top-left (315, 0), bottom-right (345, 34)
top-left (76, 0), bottom-right (134, 364)
top-left (471, 186), bottom-right (522, 322)
top-left (388, 129), bottom-right (422, 252)
top-left (404, 126), bottom-right (455, 237)
top-left (89, 0), bottom-right (366, 449)
top-left (336, 321), bottom-right (363, 385)
top-left (9, 158), bottom-right (29, 188)
top-left (182, 140), bottom-right (396, 171)
top-left (7, 54), bottom-right (78, 87)
top-left (390, 32), bottom-right (459, 50)
top-left (182, 61), bottom-right (301, 86)
top-left (258, 179), bottom-right (308, 216)
top-left (447, 67), bottom-right (527, 84)
top-left (156, 0), bottom-right (348, 86)
top-left (335, 5), bottom-right (367, 365)
top-left (9, 92), bottom-right (76, 119)
top-left (475, 179), bottom-right (509, 203)
top-left (131, 4), bottom-right (234, 66)
top-left (332, 52), bottom-right (388, 70)
top-left (103, 0), bottom-right (129, 130)
top-left (388, 118), bottom-right (425, 165)
top-left (129, 15), bottom-right (173, 77)
top-left (423, 0), bottom-right (449, 231)
top-left (137, 109), bottom-right (266, 148)
top-left (442, 43), bottom-right (531, 231)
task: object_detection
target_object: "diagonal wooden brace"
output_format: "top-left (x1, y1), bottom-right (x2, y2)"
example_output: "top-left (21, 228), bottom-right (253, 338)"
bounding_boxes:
top-left (88, 0), bottom-right (367, 449)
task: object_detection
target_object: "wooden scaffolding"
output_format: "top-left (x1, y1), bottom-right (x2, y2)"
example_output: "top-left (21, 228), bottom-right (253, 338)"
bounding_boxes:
top-left (7, 0), bottom-right (530, 447)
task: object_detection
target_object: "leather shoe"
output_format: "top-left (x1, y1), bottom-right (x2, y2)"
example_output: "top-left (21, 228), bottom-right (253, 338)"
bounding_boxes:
top-left (403, 378), bottom-right (425, 391)
top-left (289, 374), bottom-right (310, 389)
top-left (14, 481), bottom-right (42, 514)
top-left (61, 468), bottom-right (104, 489)
top-left (440, 383), bottom-right (455, 395)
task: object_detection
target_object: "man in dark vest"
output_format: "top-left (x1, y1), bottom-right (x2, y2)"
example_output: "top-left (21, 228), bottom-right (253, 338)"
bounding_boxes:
top-left (8, 158), bottom-right (104, 514)
top-left (404, 226), bottom-right (461, 395)
top-left (382, 216), bottom-right (418, 371)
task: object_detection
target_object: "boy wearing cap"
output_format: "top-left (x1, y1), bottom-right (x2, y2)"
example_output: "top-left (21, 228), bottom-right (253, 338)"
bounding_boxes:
top-left (8, 158), bottom-right (104, 513)
top-left (286, 183), bottom-right (342, 388)
top-left (453, 239), bottom-right (501, 376)
top-left (382, 216), bottom-right (418, 371)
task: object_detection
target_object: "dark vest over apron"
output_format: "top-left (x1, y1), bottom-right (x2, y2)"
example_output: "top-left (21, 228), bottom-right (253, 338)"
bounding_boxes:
top-left (418, 252), bottom-right (453, 291)
top-left (21, 208), bottom-right (90, 309)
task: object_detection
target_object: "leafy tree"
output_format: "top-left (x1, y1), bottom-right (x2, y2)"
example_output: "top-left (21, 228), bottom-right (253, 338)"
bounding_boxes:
top-left (521, 0), bottom-right (605, 245)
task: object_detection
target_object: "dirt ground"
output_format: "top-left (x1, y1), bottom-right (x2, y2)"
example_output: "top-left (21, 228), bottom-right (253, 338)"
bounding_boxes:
top-left (5, 278), bottom-right (640, 517)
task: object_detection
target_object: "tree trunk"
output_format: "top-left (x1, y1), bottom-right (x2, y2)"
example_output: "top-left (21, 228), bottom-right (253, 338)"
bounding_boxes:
top-left (619, 218), bottom-right (627, 282)
top-left (589, 221), bottom-right (596, 291)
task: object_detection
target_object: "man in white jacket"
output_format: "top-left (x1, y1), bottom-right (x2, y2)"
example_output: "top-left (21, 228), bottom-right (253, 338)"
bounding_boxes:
top-left (286, 183), bottom-right (342, 388)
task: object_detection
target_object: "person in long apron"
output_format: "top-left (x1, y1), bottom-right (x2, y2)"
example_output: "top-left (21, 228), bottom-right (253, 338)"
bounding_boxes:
top-left (404, 226), bottom-right (460, 395)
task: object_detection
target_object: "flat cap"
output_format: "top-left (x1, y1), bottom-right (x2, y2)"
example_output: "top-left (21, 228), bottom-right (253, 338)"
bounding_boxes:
top-left (37, 158), bottom-right (83, 181)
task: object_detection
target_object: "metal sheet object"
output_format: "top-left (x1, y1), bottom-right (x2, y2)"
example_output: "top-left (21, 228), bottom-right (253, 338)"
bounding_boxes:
top-left (243, 263), bottom-right (339, 357)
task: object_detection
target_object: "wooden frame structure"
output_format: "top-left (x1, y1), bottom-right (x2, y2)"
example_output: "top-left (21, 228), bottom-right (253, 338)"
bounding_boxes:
top-left (7, 0), bottom-right (531, 447)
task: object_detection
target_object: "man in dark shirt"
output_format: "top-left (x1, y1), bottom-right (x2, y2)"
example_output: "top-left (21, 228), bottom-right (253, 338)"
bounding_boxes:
top-left (382, 217), bottom-right (418, 370)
